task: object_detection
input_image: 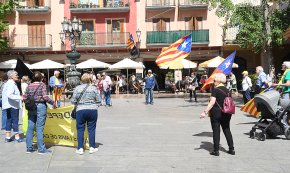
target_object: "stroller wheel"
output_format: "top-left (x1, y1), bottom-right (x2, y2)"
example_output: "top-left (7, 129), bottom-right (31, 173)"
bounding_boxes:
top-left (285, 127), bottom-right (290, 140)
top-left (259, 133), bottom-right (266, 141)
top-left (249, 130), bottom-right (255, 139)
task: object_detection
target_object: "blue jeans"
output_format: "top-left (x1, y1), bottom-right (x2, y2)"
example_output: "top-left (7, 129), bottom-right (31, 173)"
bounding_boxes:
top-left (145, 88), bottom-right (153, 104)
top-left (0, 99), bottom-right (7, 130)
top-left (242, 89), bottom-right (251, 104)
top-left (26, 103), bottom-right (47, 152)
top-left (104, 90), bottom-right (111, 106)
top-left (5, 108), bottom-right (19, 133)
top-left (76, 109), bottom-right (98, 149)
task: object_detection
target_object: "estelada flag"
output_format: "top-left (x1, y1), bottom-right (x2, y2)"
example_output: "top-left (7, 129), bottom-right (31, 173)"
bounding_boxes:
top-left (240, 69), bottom-right (290, 117)
top-left (155, 34), bottom-right (192, 67)
top-left (127, 34), bottom-right (138, 57)
top-left (201, 51), bottom-right (237, 90)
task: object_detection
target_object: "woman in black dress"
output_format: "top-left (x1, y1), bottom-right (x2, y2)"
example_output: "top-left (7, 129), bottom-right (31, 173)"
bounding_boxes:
top-left (200, 73), bottom-right (235, 156)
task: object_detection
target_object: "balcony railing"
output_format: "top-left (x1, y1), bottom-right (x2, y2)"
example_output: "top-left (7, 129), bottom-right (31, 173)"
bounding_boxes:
top-left (178, 0), bottom-right (208, 9)
top-left (16, 0), bottom-right (51, 14)
top-left (232, 0), bottom-right (261, 6)
top-left (146, 0), bottom-right (175, 10)
top-left (70, 0), bottom-right (130, 13)
top-left (147, 30), bottom-right (209, 45)
top-left (225, 27), bottom-right (239, 43)
top-left (7, 34), bottom-right (52, 50)
top-left (77, 32), bottom-right (129, 48)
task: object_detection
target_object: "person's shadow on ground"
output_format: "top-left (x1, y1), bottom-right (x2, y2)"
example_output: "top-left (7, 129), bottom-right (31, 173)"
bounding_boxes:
top-left (194, 141), bottom-right (227, 153)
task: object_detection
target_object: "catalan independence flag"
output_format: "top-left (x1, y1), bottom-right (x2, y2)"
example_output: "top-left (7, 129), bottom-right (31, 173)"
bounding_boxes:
top-left (201, 51), bottom-right (236, 90)
top-left (127, 34), bottom-right (135, 49)
top-left (155, 34), bottom-right (192, 67)
top-left (241, 69), bottom-right (290, 117)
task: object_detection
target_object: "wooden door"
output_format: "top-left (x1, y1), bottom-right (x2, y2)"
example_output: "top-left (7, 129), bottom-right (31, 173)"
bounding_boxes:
top-left (28, 21), bottom-right (46, 47)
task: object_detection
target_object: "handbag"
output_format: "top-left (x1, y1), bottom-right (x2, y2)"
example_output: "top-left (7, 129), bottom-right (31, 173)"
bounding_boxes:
top-left (71, 84), bottom-right (89, 119)
top-left (25, 84), bottom-right (42, 111)
top-left (215, 88), bottom-right (235, 114)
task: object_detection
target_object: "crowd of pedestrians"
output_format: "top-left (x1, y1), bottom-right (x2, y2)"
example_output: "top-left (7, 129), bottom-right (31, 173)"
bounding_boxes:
top-left (0, 61), bottom-right (289, 157)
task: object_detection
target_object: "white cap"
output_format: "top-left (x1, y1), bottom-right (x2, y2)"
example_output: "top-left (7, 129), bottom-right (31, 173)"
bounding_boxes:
top-left (148, 69), bottom-right (152, 73)
top-left (282, 61), bottom-right (290, 68)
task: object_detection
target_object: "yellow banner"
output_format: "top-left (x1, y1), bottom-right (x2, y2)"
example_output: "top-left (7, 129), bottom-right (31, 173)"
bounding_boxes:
top-left (25, 105), bottom-right (89, 148)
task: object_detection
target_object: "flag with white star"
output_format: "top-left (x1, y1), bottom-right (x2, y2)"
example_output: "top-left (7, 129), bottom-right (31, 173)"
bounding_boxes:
top-left (155, 34), bottom-right (192, 67)
top-left (201, 51), bottom-right (237, 90)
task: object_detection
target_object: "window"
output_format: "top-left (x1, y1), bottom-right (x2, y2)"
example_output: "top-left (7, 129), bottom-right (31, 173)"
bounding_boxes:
top-left (82, 21), bottom-right (94, 32)
top-left (106, 18), bottom-right (125, 44)
top-left (184, 17), bottom-right (203, 30)
top-left (152, 18), bottom-right (170, 31)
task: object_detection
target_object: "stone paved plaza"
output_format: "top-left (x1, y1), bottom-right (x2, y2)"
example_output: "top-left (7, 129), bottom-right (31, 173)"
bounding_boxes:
top-left (0, 93), bottom-right (289, 173)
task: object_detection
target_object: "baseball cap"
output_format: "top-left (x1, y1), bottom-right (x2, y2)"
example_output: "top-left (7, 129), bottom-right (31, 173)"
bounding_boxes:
top-left (148, 69), bottom-right (152, 73)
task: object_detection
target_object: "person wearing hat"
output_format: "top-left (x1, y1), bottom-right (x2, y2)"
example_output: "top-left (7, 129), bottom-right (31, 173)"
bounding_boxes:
top-left (272, 61), bottom-right (290, 99)
top-left (241, 71), bottom-right (252, 104)
top-left (144, 69), bottom-right (156, 105)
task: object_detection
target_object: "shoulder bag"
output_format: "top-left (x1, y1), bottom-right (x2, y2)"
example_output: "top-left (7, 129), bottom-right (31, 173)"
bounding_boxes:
top-left (25, 84), bottom-right (43, 111)
top-left (215, 87), bottom-right (235, 114)
top-left (71, 84), bottom-right (90, 119)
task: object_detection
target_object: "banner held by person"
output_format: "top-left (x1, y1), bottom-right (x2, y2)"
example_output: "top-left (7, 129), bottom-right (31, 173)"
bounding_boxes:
top-left (201, 51), bottom-right (237, 91)
top-left (22, 105), bottom-right (89, 148)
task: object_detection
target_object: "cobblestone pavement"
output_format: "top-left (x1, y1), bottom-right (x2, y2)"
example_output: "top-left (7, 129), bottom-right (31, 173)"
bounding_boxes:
top-left (0, 93), bottom-right (289, 173)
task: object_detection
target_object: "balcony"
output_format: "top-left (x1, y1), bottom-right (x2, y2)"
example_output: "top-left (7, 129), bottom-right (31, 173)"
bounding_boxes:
top-left (8, 34), bottom-right (52, 50)
top-left (16, 0), bottom-right (51, 14)
top-left (146, 30), bottom-right (209, 46)
top-left (146, 0), bottom-right (175, 10)
top-left (232, 0), bottom-right (261, 6)
top-left (70, 0), bottom-right (130, 14)
top-left (77, 32), bottom-right (129, 48)
top-left (178, 0), bottom-right (208, 9)
top-left (225, 26), bottom-right (239, 44)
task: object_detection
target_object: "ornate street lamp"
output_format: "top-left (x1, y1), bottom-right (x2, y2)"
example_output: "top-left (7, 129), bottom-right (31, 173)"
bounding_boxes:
top-left (59, 16), bottom-right (83, 93)
top-left (136, 28), bottom-right (141, 59)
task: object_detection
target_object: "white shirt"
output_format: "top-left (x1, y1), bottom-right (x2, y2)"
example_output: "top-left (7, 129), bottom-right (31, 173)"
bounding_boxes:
top-left (102, 76), bottom-right (112, 91)
top-left (242, 76), bottom-right (252, 91)
top-left (2, 79), bottom-right (22, 110)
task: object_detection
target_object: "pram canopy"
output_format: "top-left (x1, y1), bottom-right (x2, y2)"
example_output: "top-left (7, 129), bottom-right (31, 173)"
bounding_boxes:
top-left (254, 90), bottom-right (280, 116)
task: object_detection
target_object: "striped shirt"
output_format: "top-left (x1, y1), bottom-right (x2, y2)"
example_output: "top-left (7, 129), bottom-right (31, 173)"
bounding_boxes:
top-left (23, 82), bottom-right (54, 105)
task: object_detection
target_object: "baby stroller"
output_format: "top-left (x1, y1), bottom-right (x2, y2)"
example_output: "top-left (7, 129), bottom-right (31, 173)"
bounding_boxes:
top-left (249, 90), bottom-right (290, 141)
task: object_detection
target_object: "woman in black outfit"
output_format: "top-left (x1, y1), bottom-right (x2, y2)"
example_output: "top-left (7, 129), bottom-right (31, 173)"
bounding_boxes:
top-left (200, 73), bottom-right (235, 156)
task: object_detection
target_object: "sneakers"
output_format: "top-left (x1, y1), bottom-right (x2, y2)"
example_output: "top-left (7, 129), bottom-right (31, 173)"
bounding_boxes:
top-left (26, 149), bottom-right (36, 154)
top-left (4, 138), bottom-right (12, 143)
top-left (89, 147), bottom-right (98, 154)
top-left (37, 149), bottom-right (52, 155)
top-left (75, 148), bottom-right (84, 155)
top-left (15, 138), bottom-right (23, 143)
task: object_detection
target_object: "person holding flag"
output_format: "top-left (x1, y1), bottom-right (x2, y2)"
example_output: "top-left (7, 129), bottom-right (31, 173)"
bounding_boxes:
top-left (272, 61), bottom-right (290, 99)
top-left (49, 70), bottom-right (64, 107)
top-left (199, 52), bottom-right (237, 156)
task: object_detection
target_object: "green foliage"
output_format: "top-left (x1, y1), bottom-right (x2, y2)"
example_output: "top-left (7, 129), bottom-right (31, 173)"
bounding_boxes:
top-left (165, 71), bottom-right (174, 83)
top-left (232, 4), bottom-right (266, 53)
top-left (0, 0), bottom-right (14, 52)
top-left (192, 0), bottom-right (290, 53)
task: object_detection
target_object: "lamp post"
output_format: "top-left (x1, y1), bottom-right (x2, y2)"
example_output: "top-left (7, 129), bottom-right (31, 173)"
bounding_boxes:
top-left (59, 16), bottom-right (83, 93)
top-left (136, 28), bottom-right (141, 59)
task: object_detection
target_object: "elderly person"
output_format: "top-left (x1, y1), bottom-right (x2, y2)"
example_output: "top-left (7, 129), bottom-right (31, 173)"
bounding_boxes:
top-left (101, 72), bottom-right (112, 107)
top-left (200, 73), bottom-right (235, 156)
top-left (272, 61), bottom-right (290, 99)
top-left (241, 71), bottom-right (252, 104)
top-left (71, 73), bottom-right (101, 155)
top-left (255, 66), bottom-right (267, 94)
top-left (144, 69), bottom-right (156, 105)
top-left (2, 70), bottom-right (23, 142)
top-left (49, 70), bottom-right (63, 107)
top-left (21, 75), bottom-right (30, 95)
top-left (0, 73), bottom-right (8, 130)
top-left (23, 71), bottom-right (55, 154)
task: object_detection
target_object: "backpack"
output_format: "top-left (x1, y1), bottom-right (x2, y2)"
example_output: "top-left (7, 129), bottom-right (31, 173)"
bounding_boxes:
top-left (215, 88), bottom-right (235, 114)
top-left (25, 84), bottom-right (42, 111)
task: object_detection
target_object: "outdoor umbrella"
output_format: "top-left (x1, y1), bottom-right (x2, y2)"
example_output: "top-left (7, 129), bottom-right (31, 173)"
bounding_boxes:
top-left (160, 59), bottom-right (197, 69)
top-left (199, 56), bottom-right (239, 68)
top-left (76, 59), bottom-right (110, 69)
top-left (109, 58), bottom-right (145, 93)
top-left (30, 59), bottom-right (65, 84)
top-left (0, 59), bottom-right (31, 69)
